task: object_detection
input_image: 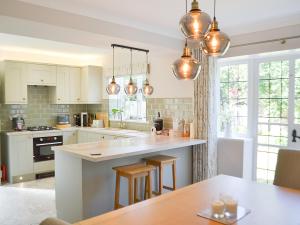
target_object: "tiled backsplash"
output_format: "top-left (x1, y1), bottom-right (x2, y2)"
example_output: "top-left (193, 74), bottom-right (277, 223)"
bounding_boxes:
top-left (146, 98), bottom-right (193, 129)
top-left (0, 86), bottom-right (193, 132)
top-left (101, 98), bottom-right (193, 131)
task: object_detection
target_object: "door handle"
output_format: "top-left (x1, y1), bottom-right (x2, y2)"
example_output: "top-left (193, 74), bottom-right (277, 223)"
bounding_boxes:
top-left (292, 129), bottom-right (300, 142)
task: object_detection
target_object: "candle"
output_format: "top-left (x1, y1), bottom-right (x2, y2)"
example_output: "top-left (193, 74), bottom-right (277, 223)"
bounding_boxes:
top-left (211, 200), bottom-right (225, 215)
top-left (224, 198), bottom-right (238, 214)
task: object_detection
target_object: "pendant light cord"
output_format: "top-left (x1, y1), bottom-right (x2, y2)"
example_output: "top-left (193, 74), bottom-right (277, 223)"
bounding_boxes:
top-left (146, 52), bottom-right (149, 75)
top-left (130, 49), bottom-right (133, 77)
top-left (185, 0), bottom-right (188, 48)
top-left (213, 0), bottom-right (216, 19)
top-left (112, 46), bottom-right (115, 79)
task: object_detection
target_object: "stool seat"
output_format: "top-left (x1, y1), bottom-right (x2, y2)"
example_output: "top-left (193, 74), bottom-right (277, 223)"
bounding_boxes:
top-left (143, 155), bottom-right (177, 164)
top-left (113, 163), bottom-right (155, 176)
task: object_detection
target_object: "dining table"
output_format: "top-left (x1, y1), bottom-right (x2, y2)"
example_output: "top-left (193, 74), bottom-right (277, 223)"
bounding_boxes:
top-left (74, 175), bottom-right (300, 225)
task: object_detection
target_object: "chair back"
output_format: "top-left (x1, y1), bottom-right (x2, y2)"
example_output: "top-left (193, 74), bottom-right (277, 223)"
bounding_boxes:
top-left (40, 217), bottom-right (70, 225)
top-left (273, 149), bottom-right (300, 190)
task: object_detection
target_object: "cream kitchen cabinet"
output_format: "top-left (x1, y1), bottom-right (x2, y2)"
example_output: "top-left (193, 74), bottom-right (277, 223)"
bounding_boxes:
top-left (3, 134), bottom-right (34, 183)
top-left (27, 63), bottom-right (57, 86)
top-left (63, 130), bottom-right (77, 145)
top-left (4, 61), bottom-right (28, 104)
top-left (69, 67), bottom-right (81, 103)
top-left (77, 130), bottom-right (88, 143)
top-left (50, 66), bottom-right (81, 104)
top-left (80, 66), bottom-right (102, 104)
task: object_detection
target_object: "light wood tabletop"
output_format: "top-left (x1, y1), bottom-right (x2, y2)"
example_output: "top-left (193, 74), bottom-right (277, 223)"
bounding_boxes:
top-left (74, 175), bottom-right (300, 225)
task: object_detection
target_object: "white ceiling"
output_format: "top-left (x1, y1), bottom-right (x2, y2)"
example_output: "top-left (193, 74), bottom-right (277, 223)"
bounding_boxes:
top-left (18, 0), bottom-right (300, 37)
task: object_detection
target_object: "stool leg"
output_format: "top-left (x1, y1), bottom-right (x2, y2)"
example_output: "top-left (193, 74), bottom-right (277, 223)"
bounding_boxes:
top-left (172, 161), bottom-right (176, 191)
top-left (114, 172), bottom-right (120, 209)
top-left (128, 176), bottom-right (134, 205)
top-left (147, 172), bottom-right (152, 199)
top-left (158, 165), bottom-right (163, 195)
top-left (134, 178), bottom-right (138, 203)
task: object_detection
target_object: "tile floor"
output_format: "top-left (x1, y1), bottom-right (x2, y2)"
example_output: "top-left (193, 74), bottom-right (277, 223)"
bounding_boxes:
top-left (0, 178), bottom-right (56, 225)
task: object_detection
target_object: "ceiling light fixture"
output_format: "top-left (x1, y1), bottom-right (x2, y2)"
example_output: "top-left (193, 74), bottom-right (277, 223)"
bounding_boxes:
top-left (173, 0), bottom-right (202, 80)
top-left (106, 45), bottom-right (120, 95)
top-left (142, 52), bottom-right (154, 96)
top-left (172, 39), bottom-right (201, 80)
top-left (124, 49), bottom-right (138, 96)
top-left (202, 0), bottom-right (230, 56)
top-left (179, 0), bottom-right (211, 41)
top-left (173, 0), bottom-right (230, 80)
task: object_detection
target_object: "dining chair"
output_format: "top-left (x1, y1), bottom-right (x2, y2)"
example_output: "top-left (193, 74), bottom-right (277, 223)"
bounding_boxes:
top-left (273, 149), bottom-right (300, 190)
top-left (39, 217), bottom-right (70, 225)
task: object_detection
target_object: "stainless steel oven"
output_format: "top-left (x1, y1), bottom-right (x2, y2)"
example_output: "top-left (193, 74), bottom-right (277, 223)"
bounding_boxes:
top-left (33, 135), bottom-right (63, 162)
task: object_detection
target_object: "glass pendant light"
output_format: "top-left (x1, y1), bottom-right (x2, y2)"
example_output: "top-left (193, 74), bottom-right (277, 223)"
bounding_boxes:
top-left (106, 46), bottom-right (120, 95)
top-left (124, 50), bottom-right (138, 96)
top-left (202, 0), bottom-right (230, 57)
top-left (172, 40), bottom-right (201, 80)
top-left (179, 0), bottom-right (211, 41)
top-left (142, 52), bottom-right (154, 96)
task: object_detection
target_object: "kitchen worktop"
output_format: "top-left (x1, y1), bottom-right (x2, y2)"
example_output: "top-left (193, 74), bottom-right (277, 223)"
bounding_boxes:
top-left (53, 135), bottom-right (206, 162)
top-left (5, 127), bottom-right (147, 137)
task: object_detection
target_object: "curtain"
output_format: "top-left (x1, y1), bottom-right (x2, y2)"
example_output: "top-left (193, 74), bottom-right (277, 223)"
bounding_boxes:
top-left (192, 49), bottom-right (218, 183)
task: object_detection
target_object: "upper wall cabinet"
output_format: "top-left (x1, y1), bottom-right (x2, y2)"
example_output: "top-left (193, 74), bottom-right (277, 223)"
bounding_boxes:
top-left (1, 60), bottom-right (102, 105)
top-left (69, 67), bottom-right (81, 103)
top-left (80, 66), bottom-right (102, 104)
top-left (3, 61), bottom-right (28, 104)
top-left (50, 66), bottom-right (81, 104)
top-left (27, 63), bottom-right (57, 86)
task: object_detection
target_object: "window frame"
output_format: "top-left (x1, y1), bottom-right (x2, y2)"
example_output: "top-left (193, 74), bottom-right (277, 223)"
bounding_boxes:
top-left (217, 59), bottom-right (251, 138)
top-left (217, 50), bottom-right (300, 182)
top-left (107, 74), bottom-right (148, 123)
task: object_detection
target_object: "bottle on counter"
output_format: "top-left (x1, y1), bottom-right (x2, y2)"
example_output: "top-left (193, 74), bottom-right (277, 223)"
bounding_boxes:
top-left (183, 123), bottom-right (190, 137)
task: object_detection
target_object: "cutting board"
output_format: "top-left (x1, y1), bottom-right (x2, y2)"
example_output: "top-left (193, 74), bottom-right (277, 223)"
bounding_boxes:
top-left (96, 112), bottom-right (109, 128)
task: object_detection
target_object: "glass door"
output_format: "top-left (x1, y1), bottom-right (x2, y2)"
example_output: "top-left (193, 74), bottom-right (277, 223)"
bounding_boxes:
top-left (256, 59), bottom-right (289, 183)
top-left (255, 56), bottom-right (300, 184)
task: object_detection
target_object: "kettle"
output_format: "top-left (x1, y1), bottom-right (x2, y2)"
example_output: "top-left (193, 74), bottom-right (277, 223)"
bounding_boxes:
top-left (12, 116), bottom-right (25, 131)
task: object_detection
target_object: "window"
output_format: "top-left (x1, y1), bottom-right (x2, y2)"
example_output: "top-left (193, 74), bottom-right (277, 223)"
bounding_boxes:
top-left (218, 51), bottom-right (300, 184)
top-left (108, 74), bottom-right (147, 122)
top-left (219, 63), bottom-right (248, 136)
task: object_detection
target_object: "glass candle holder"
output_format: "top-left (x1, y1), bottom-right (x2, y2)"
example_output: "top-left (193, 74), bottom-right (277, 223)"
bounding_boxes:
top-left (211, 200), bottom-right (225, 219)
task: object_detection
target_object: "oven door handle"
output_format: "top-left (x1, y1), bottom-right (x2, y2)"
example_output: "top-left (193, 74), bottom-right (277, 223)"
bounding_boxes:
top-left (35, 142), bottom-right (63, 147)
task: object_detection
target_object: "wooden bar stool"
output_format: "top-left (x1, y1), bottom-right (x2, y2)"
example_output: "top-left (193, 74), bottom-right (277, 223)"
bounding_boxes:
top-left (113, 163), bottom-right (155, 209)
top-left (144, 155), bottom-right (177, 196)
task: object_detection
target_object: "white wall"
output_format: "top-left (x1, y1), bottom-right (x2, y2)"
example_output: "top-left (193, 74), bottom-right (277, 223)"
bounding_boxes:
top-left (225, 24), bottom-right (300, 57)
top-left (102, 49), bottom-right (194, 99)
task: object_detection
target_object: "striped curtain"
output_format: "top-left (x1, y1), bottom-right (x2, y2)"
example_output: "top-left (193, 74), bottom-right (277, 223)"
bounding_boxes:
top-left (192, 49), bottom-right (218, 183)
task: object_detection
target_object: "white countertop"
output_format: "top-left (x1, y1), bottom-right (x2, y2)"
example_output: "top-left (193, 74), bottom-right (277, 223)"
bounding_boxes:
top-left (5, 127), bottom-right (147, 138)
top-left (52, 135), bottom-right (206, 162)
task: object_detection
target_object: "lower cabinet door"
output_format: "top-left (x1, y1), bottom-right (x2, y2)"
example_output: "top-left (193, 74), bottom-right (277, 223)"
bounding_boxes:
top-left (9, 135), bottom-right (34, 177)
top-left (63, 131), bottom-right (77, 145)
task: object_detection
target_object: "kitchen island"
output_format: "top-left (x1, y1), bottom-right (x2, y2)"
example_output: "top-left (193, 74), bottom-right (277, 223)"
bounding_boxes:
top-left (53, 134), bottom-right (206, 223)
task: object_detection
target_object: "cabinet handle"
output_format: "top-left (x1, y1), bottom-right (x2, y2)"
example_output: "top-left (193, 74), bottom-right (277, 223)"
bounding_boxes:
top-left (58, 98), bottom-right (61, 100)
top-left (77, 98), bottom-right (80, 101)
top-left (22, 98), bottom-right (26, 100)
top-left (41, 79), bottom-right (44, 82)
